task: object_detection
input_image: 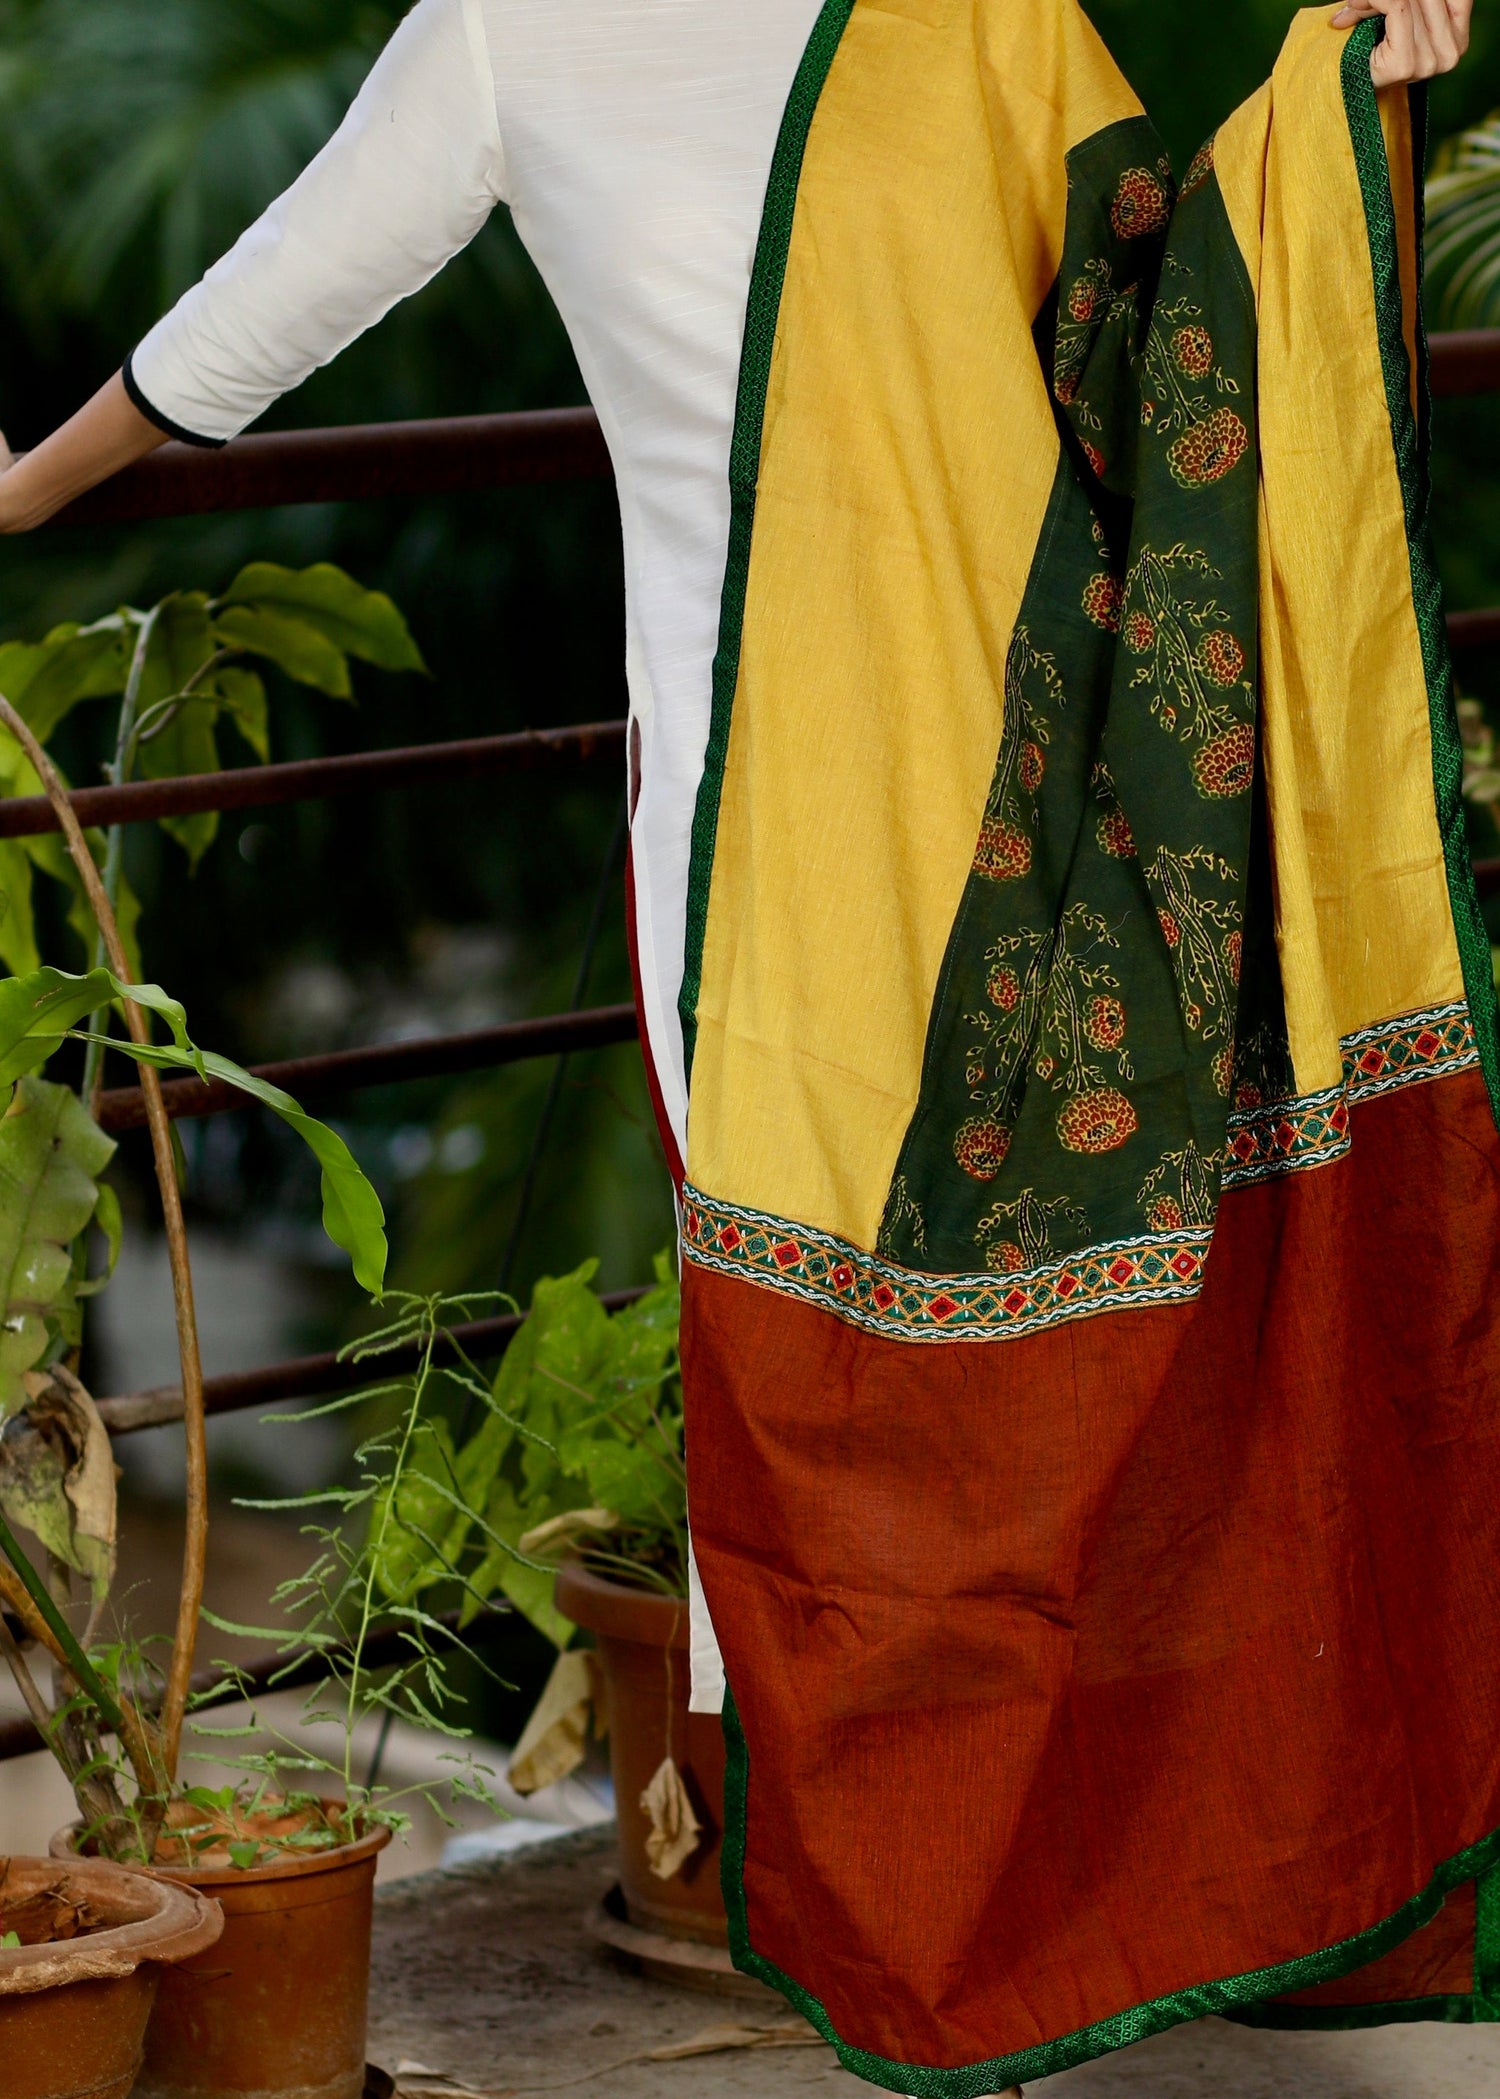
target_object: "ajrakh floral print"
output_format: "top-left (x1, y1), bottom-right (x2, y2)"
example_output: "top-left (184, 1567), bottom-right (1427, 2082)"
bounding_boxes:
top-left (879, 116), bottom-right (1278, 1274)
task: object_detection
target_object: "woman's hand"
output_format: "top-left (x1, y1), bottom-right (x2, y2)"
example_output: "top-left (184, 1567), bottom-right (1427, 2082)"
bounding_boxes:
top-left (1331, 0), bottom-right (1473, 84)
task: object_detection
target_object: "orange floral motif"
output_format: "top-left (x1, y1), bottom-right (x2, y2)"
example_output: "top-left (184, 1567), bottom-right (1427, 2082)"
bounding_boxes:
top-left (1192, 722), bottom-right (1255, 799)
top-left (1018, 741), bottom-right (1046, 792)
top-left (1159, 909), bottom-right (1182, 948)
top-left (1223, 929), bottom-right (1243, 985)
top-left (1168, 407), bottom-right (1249, 489)
top-left (1124, 610), bottom-right (1156, 654)
top-left (1057, 1087), bottom-right (1138, 1155)
top-left (1096, 806), bottom-right (1137, 859)
top-left (1081, 441), bottom-right (1108, 479)
top-left (1067, 277), bottom-right (1101, 323)
top-left (1147, 1195), bottom-right (1183, 1231)
top-left (1082, 573), bottom-right (1123, 632)
top-left (1234, 1080), bottom-right (1263, 1109)
top-left (1172, 324), bottom-right (1214, 378)
top-left (1197, 629), bottom-right (1246, 687)
top-left (1111, 167), bottom-right (1171, 241)
top-left (987, 964), bottom-right (1022, 1011)
top-left (1085, 994), bottom-right (1126, 1051)
top-left (954, 1119), bottom-right (1011, 1180)
top-left (1211, 1043), bottom-right (1234, 1096)
top-left (974, 820), bottom-right (1032, 882)
top-left (987, 1240), bottom-right (1028, 1275)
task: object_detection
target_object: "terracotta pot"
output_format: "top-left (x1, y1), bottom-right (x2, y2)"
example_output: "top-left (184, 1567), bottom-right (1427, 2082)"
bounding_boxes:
top-left (54, 1816), bottom-right (391, 2099)
top-left (555, 1560), bottom-right (727, 1945)
top-left (0, 1854), bottom-right (222, 2099)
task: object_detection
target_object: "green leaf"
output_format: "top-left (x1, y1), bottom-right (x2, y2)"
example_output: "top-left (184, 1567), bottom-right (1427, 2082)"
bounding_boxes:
top-left (92, 1041), bottom-right (387, 1295)
top-left (0, 965), bottom-right (194, 1096)
top-left (76, 1179), bottom-right (122, 1298)
top-left (0, 1077), bottom-right (116, 1415)
top-left (135, 695), bottom-right (223, 868)
top-left (0, 841), bottom-right (40, 977)
top-left (369, 1418), bottom-right (466, 1604)
top-left (0, 619), bottom-right (131, 743)
top-left (211, 605), bottom-right (351, 697)
top-left (227, 1840), bottom-right (261, 1872)
top-left (214, 665), bottom-right (269, 762)
top-left (0, 967), bottom-right (118, 1089)
top-left (0, 1501), bottom-right (125, 1733)
top-left (139, 593), bottom-right (213, 702)
top-left (219, 563), bottom-right (426, 675)
top-left (0, 1931), bottom-right (19, 1950)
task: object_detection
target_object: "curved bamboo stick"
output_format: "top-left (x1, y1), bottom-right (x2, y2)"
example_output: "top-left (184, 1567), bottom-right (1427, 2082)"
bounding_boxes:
top-left (0, 694), bottom-right (207, 1785)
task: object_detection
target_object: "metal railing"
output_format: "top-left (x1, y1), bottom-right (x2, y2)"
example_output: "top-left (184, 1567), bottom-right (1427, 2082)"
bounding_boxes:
top-left (3, 326), bottom-right (1499, 1761)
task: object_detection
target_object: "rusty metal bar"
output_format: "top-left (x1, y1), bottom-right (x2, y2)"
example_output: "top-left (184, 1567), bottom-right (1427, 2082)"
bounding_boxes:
top-left (1447, 608), bottom-right (1500, 652)
top-left (24, 326), bottom-right (1500, 537)
top-left (96, 1287), bottom-right (645, 1437)
top-left (0, 721), bottom-right (625, 839)
top-left (46, 408), bottom-right (612, 529)
top-left (0, 1603), bottom-right (514, 1764)
top-left (1429, 330), bottom-right (1500, 399)
top-left (94, 1003), bottom-right (639, 1134)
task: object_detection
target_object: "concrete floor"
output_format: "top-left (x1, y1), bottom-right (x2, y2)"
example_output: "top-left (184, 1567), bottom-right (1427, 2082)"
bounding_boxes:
top-left (367, 1830), bottom-right (1500, 2099)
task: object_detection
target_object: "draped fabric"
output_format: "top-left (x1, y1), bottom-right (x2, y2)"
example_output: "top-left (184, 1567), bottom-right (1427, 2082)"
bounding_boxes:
top-left (675, 4), bottom-right (1500, 2088)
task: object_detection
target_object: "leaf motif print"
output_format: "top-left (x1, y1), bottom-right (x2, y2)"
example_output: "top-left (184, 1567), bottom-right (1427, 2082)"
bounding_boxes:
top-left (1147, 843), bottom-right (1241, 1047)
top-left (975, 1188), bottom-right (1088, 1273)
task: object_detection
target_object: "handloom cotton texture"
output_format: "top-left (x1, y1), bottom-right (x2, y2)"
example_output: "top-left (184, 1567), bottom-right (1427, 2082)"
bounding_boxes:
top-left (123, 0), bottom-right (1500, 2087)
top-left (678, 2), bottom-right (1500, 2089)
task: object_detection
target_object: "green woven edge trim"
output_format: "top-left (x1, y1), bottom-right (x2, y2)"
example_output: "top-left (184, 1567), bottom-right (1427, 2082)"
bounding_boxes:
top-left (1477, 1864), bottom-right (1500, 2018)
top-left (1238, 1857), bottom-right (1500, 2030)
top-left (723, 1681), bottom-right (1500, 2091)
top-left (1341, 19), bottom-right (1500, 1127)
top-left (676, 0), bottom-right (858, 1078)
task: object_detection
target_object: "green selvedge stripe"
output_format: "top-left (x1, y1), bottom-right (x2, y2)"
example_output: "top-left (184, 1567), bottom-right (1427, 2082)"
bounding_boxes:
top-left (1340, 18), bottom-right (1500, 1130)
top-left (713, 12), bottom-right (1500, 2080)
top-left (1477, 1866), bottom-right (1500, 2019)
top-left (677, 0), bottom-right (858, 1079)
top-left (722, 1681), bottom-right (1500, 2091)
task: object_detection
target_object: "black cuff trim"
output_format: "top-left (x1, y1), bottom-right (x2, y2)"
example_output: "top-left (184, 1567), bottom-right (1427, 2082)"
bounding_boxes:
top-left (122, 353), bottom-right (228, 450)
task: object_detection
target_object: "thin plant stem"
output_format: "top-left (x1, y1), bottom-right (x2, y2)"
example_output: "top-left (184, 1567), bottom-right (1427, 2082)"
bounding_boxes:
top-left (0, 689), bottom-right (205, 1794)
top-left (343, 1301), bottom-right (441, 1803)
top-left (0, 1508), bottom-right (162, 1798)
top-left (0, 1614), bottom-right (58, 1747)
top-left (83, 606), bottom-right (160, 1112)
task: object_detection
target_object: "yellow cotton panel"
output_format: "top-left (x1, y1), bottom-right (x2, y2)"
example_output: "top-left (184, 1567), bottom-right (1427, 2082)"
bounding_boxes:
top-left (687, 0), bottom-right (1142, 1246)
top-left (1212, 9), bottom-right (1461, 1097)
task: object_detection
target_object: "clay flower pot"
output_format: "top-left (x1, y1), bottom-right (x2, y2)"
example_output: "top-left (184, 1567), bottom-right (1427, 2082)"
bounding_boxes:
top-left (0, 1855), bottom-right (222, 2099)
top-left (54, 1814), bottom-right (391, 2099)
top-left (555, 1560), bottom-right (727, 1945)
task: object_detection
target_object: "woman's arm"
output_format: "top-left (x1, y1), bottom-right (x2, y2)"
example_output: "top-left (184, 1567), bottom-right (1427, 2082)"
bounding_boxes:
top-left (0, 374), bottom-right (167, 534)
top-left (1331, 0), bottom-right (1474, 83)
top-left (0, 0), bottom-right (503, 532)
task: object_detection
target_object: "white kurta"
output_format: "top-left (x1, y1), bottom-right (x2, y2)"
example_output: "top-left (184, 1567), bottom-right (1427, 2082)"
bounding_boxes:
top-left (129, 0), bottom-right (828, 1710)
top-left (130, 0), bottom-right (823, 1180)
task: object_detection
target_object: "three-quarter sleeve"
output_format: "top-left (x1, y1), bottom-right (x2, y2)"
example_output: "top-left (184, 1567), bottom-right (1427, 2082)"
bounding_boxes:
top-left (125, 0), bottom-right (506, 445)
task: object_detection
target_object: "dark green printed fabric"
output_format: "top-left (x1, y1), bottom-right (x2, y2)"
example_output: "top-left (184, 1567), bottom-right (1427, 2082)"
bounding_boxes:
top-left (879, 122), bottom-right (1288, 1277)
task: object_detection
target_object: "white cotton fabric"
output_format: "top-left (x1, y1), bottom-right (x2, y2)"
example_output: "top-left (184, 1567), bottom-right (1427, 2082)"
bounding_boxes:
top-left (130, 0), bottom-right (830, 1707)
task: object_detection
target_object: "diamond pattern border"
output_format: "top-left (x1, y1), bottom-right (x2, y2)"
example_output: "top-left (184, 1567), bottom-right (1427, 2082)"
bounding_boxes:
top-left (1222, 998), bottom-right (1477, 1189)
top-left (682, 999), bottom-right (1478, 1345)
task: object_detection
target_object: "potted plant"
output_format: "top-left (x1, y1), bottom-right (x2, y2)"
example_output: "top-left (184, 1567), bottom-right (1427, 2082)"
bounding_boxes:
top-left (0, 567), bottom-right (489, 2096)
top-left (0, 1853), bottom-right (221, 2099)
top-left (371, 1258), bottom-right (729, 1946)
